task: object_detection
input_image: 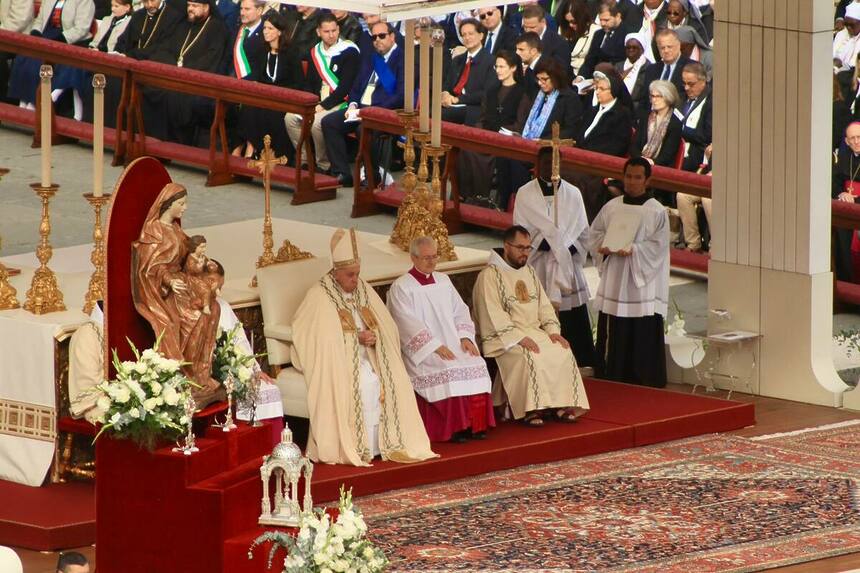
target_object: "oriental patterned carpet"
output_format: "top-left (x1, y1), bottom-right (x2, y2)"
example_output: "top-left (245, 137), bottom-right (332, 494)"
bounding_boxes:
top-left (358, 421), bottom-right (860, 573)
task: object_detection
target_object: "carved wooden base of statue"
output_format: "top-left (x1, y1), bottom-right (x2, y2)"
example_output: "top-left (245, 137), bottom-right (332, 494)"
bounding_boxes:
top-left (24, 183), bottom-right (66, 314)
top-left (83, 193), bottom-right (111, 314)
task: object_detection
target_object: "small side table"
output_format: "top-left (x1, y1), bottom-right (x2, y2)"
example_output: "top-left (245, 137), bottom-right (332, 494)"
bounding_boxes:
top-left (686, 330), bottom-right (762, 399)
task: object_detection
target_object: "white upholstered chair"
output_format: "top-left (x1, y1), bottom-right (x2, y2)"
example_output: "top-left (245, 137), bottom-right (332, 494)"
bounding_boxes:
top-left (257, 257), bottom-right (332, 419)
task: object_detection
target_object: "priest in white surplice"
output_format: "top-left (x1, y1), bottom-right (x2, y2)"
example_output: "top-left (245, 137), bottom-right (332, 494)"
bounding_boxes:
top-left (292, 228), bottom-right (437, 466)
top-left (589, 157), bottom-right (669, 387)
top-left (513, 148), bottom-right (596, 368)
top-left (473, 226), bottom-right (590, 427)
top-left (387, 237), bottom-right (494, 443)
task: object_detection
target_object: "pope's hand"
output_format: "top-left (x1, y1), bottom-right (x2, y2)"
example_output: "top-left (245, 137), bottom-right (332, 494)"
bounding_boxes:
top-left (358, 330), bottom-right (377, 347)
top-left (518, 337), bottom-right (540, 353)
top-left (549, 333), bottom-right (570, 349)
top-left (435, 345), bottom-right (456, 360)
top-left (839, 191), bottom-right (855, 203)
top-left (460, 338), bottom-right (479, 356)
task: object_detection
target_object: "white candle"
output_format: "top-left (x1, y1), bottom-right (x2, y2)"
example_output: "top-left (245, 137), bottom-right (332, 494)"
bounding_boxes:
top-left (431, 37), bottom-right (443, 147)
top-left (404, 20), bottom-right (415, 113)
top-left (92, 74), bottom-right (105, 197)
top-left (419, 29), bottom-right (430, 133)
top-left (39, 66), bottom-right (52, 187)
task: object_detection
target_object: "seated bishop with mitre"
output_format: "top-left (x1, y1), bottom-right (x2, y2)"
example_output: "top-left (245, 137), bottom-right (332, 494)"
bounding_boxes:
top-left (291, 228), bottom-right (437, 467)
top-left (472, 225), bottom-right (590, 428)
top-left (386, 236), bottom-right (495, 443)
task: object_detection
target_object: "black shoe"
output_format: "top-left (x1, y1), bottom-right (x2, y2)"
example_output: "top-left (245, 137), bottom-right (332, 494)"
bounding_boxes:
top-left (470, 430), bottom-right (487, 440)
top-left (336, 173), bottom-right (353, 187)
top-left (449, 430), bottom-right (468, 444)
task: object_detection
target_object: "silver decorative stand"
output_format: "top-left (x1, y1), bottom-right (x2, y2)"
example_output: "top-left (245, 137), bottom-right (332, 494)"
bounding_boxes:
top-left (172, 396), bottom-right (199, 456)
top-left (213, 375), bottom-right (238, 432)
top-left (244, 371), bottom-right (262, 427)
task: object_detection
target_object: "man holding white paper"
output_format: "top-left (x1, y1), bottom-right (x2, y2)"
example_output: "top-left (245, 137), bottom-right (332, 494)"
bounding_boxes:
top-left (589, 157), bottom-right (669, 387)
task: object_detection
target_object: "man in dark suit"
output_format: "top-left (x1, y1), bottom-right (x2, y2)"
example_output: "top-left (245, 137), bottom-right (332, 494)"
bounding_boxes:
top-left (442, 18), bottom-right (496, 126)
top-left (678, 61), bottom-right (710, 172)
top-left (520, 4), bottom-right (571, 77)
top-left (231, 0), bottom-right (264, 79)
top-left (477, 5), bottom-right (516, 56)
top-left (636, 28), bottom-right (690, 109)
top-left (321, 21), bottom-right (404, 186)
top-left (577, 2), bottom-right (626, 80)
top-left (515, 31), bottom-right (542, 99)
top-left (114, 0), bottom-right (184, 60)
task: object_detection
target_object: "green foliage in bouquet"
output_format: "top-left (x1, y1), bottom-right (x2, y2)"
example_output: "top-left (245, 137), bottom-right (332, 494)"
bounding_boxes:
top-left (92, 336), bottom-right (195, 450)
top-left (211, 324), bottom-right (262, 404)
top-left (249, 487), bottom-right (388, 573)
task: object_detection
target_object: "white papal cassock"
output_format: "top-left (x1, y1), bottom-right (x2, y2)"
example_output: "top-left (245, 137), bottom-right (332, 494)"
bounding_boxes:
top-left (387, 269), bottom-right (494, 440)
top-left (472, 250), bottom-right (590, 419)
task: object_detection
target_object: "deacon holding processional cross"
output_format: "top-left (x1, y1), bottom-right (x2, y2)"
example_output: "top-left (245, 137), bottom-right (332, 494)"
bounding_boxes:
top-left (512, 122), bottom-right (596, 368)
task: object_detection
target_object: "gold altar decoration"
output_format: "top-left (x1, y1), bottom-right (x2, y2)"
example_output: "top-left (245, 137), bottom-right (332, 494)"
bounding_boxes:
top-left (248, 135), bottom-right (313, 287)
top-left (0, 236), bottom-right (20, 310)
top-left (82, 193), bottom-right (111, 314)
top-left (535, 121), bottom-right (574, 226)
top-left (259, 423), bottom-right (313, 527)
top-left (396, 110), bottom-right (418, 194)
top-left (389, 128), bottom-right (457, 262)
top-left (24, 183), bottom-right (66, 314)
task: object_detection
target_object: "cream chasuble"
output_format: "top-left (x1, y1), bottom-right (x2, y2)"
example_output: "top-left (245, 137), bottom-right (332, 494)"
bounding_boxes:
top-left (292, 273), bottom-right (437, 466)
top-left (472, 251), bottom-right (589, 419)
top-left (513, 178), bottom-right (590, 310)
top-left (386, 271), bottom-right (492, 403)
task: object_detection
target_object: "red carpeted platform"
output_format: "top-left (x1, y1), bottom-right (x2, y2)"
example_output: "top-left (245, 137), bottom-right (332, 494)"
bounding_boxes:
top-left (0, 480), bottom-right (94, 551)
top-left (0, 380), bottom-right (754, 566)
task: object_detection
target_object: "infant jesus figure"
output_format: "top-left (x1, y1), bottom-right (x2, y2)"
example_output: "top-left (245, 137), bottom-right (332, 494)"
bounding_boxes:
top-left (183, 235), bottom-right (224, 315)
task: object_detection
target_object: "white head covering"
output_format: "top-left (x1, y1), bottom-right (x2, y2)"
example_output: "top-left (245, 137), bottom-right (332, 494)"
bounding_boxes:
top-left (0, 547), bottom-right (23, 573)
top-left (848, 3), bottom-right (860, 21)
top-left (330, 228), bottom-right (360, 269)
top-left (624, 31), bottom-right (655, 63)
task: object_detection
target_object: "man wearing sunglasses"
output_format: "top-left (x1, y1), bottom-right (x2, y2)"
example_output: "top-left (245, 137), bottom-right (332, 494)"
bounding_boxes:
top-left (321, 20), bottom-right (404, 187)
top-left (477, 6), bottom-right (516, 56)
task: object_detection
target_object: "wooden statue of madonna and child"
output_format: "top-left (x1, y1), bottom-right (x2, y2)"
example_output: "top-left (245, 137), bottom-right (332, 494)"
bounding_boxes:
top-left (132, 182), bottom-right (225, 406)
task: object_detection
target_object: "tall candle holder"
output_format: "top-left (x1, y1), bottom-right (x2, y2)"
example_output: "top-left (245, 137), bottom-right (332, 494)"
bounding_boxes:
top-left (213, 374), bottom-right (238, 432)
top-left (82, 193), bottom-right (110, 314)
top-left (395, 110), bottom-right (418, 194)
top-left (23, 183), bottom-right (65, 314)
top-left (423, 144), bottom-right (450, 201)
top-left (414, 131), bottom-right (431, 195)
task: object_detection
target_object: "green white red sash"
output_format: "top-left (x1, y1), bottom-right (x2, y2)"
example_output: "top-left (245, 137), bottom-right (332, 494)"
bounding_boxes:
top-left (310, 39), bottom-right (358, 110)
top-left (234, 26), bottom-right (251, 79)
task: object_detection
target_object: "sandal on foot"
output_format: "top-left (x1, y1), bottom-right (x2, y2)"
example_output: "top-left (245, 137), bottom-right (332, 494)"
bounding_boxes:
top-left (522, 413), bottom-right (544, 427)
top-left (554, 408), bottom-right (581, 423)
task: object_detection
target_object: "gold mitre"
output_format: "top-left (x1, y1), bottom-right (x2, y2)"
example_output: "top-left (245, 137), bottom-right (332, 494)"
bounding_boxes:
top-left (330, 228), bottom-right (361, 269)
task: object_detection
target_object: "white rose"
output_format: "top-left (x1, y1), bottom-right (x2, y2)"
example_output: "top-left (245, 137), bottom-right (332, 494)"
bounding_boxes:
top-left (321, 568), bottom-right (333, 573)
top-left (162, 387), bottom-right (180, 406)
top-left (142, 349), bottom-right (158, 360)
top-left (125, 380), bottom-right (146, 401)
top-left (362, 547), bottom-right (375, 560)
top-left (120, 360), bottom-right (136, 372)
top-left (143, 398), bottom-right (159, 412)
top-left (110, 412), bottom-right (121, 424)
top-left (333, 559), bottom-right (348, 572)
top-left (179, 415), bottom-right (188, 424)
top-left (314, 553), bottom-right (327, 565)
top-left (237, 365), bottom-right (252, 382)
top-left (151, 381), bottom-right (162, 396)
top-left (113, 386), bottom-right (131, 404)
top-left (96, 396), bottom-right (111, 412)
top-left (134, 362), bottom-right (149, 375)
top-left (129, 408), bottom-right (140, 419)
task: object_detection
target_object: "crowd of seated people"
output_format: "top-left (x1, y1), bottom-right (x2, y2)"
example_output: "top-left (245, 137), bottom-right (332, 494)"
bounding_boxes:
top-left (0, 0), bottom-right (719, 244)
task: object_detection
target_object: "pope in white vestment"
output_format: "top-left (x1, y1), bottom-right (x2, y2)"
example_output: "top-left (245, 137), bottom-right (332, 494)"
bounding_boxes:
top-left (387, 237), bottom-right (494, 442)
top-left (472, 227), bottom-right (590, 427)
top-left (589, 158), bottom-right (669, 387)
top-left (292, 228), bottom-right (437, 466)
top-left (513, 151), bottom-right (596, 368)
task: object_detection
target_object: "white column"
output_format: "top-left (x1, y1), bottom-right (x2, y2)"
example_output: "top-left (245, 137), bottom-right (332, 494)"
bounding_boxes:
top-left (708, 0), bottom-right (846, 405)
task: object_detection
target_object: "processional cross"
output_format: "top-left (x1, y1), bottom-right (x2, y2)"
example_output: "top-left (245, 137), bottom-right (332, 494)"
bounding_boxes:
top-left (249, 135), bottom-right (289, 269)
top-left (535, 122), bottom-right (574, 227)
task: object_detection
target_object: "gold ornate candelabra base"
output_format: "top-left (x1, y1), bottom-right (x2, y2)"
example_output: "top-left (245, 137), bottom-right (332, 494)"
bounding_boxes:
top-left (395, 110), bottom-right (418, 195)
top-left (83, 193), bottom-right (111, 314)
top-left (413, 131), bottom-right (431, 195)
top-left (23, 183), bottom-right (66, 315)
top-left (0, 262), bottom-right (19, 310)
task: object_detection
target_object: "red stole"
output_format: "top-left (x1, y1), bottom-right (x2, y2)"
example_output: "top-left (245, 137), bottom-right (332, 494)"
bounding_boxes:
top-left (408, 267), bottom-right (435, 285)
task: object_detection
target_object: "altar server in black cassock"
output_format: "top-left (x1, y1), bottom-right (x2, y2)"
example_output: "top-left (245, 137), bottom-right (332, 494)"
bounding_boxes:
top-left (589, 157), bottom-right (669, 387)
top-left (149, 0), bottom-right (230, 144)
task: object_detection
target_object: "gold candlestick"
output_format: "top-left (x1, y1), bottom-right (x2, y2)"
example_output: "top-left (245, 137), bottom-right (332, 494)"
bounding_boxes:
top-left (82, 192), bottom-right (111, 314)
top-left (395, 110), bottom-right (418, 195)
top-left (414, 131), bottom-right (431, 195)
top-left (0, 235), bottom-right (19, 311)
top-left (24, 183), bottom-right (65, 314)
top-left (424, 144), bottom-right (450, 206)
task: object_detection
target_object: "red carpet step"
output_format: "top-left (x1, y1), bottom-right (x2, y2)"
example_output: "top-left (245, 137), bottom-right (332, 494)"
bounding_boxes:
top-left (0, 480), bottom-right (94, 551)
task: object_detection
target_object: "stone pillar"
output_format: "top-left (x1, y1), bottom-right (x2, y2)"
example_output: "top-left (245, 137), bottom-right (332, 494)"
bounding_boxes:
top-left (708, 0), bottom-right (847, 405)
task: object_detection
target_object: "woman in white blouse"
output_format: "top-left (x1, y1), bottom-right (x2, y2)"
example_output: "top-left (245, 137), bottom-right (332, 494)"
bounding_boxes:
top-left (556, 0), bottom-right (599, 79)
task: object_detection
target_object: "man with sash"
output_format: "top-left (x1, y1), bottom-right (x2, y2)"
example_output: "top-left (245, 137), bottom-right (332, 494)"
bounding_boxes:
top-left (513, 145), bottom-right (596, 368)
top-left (321, 20), bottom-right (404, 187)
top-left (231, 0), bottom-right (264, 79)
top-left (291, 229), bottom-right (437, 466)
top-left (472, 226), bottom-right (590, 428)
top-left (286, 12), bottom-right (359, 174)
top-left (589, 157), bottom-right (669, 388)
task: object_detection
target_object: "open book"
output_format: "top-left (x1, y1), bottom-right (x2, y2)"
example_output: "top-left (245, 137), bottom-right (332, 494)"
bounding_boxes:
top-left (601, 205), bottom-right (643, 252)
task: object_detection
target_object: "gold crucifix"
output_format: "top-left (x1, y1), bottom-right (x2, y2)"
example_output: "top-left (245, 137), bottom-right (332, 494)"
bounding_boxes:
top-left (249, 134), bottom-right (289, 269)
top-left (535, 122), bottom-right (574, 227)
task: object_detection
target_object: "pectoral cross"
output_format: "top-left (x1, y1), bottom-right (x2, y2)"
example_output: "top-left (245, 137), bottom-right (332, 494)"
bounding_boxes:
top-left (535, 122), bottom-right (574, 227)
top-left (248, 134), bottom-right (289, 269)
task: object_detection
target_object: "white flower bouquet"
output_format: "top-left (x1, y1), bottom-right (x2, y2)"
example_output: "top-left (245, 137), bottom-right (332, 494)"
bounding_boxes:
top-left (92, 338), bottom-right (195, 450)
top-left (249, 487), bottom-right (388, 573)
top-left (211, 324), bottom-right (259, 404)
